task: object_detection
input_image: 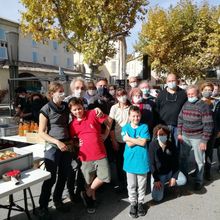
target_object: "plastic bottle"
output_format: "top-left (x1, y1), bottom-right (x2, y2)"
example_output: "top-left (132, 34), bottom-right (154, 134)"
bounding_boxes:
top-left (23, 123), bottom-right (29, 136)
top-left (18, 122), bottom-right (24, 136)
top-left (29, 121), bottom-right (35, 132)
top-left (33, 123), bottom-right (39, 133)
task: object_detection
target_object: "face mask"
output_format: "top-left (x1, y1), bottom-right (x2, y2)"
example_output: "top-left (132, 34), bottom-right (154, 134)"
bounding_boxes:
top-left (88, 90), bottom-right (97, 96)
top-left (133, 96), bottom-right (142, 104)
top-left (109, 90), bottom-right (115, 96)
top-left (141, 88), bottom-right (150, 95)
top-left (117, 95), bottom-right (127, 104)
top-left (53, 92), bottom-right (65, 102)
top-left (202, 91), bottom-right (212, 98)
top-left (188, 96), bottom-right (198, 103)
top-left (212, 91), bottom-right (219, 97)
top-left (58, 92), bottom-right (65, 101)
top-left (158, 135), bottom-right (167, 144)
top-left (97, 87), bottom-right (108, 96)
top-left (74, 90), bottom-right (84, 98)
top-left (130, 82), bottom-right (137, 88)
top-left (19, 95), bottom-right (26, 98)
top-left (32, 99), bottom-right (41, 105)
top-left (167, 82), bottom-right (177, 89)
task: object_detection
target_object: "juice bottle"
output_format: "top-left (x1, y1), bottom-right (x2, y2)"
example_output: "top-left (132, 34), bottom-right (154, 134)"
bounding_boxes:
top-left (29, 121), bottom-right (35, 132)
top-left (33, 123), bottom-right (39, 133)
top-left (23, 123), bottom-right (29, 136)
top-left (18, 122), bottom-right (24, 136)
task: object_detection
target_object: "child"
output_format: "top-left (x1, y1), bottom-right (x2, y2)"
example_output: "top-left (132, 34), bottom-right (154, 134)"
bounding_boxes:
top-left (121, 105), bottom-right (150, 218)
top-left (68, 97), bottom-right (112, 214)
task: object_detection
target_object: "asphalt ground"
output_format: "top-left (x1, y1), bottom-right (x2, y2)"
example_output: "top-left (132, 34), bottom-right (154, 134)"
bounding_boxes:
top-left (1, 150), bottom-right (220, 220)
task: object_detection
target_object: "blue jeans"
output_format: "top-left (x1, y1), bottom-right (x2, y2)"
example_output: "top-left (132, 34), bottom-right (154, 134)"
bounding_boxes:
top-left (167, 125), bottom-right (179, 152)
top-left (151, 171), bottom-right (186, 202)
top-left (179, 135), bottom-right (205, 185)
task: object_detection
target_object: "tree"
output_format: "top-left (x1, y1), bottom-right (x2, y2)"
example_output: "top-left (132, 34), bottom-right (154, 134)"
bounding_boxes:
top-left (135, 0), bottom-right (220, 80)
top-left (20, 0), bottom-right (148, 74)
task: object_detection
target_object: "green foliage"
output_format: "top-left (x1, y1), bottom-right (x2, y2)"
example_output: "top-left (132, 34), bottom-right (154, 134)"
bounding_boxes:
top-left (136, 0), bottom-right (220, 80)
top-left (20, 0), bottom-right (148, 67)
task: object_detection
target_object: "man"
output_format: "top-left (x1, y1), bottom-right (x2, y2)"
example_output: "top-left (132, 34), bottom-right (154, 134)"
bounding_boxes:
top-left (64, 77), bottom-right (88, 109)
top-left (129, 76), bottom-right (138, 89)
top-left (178, 85), bottom-right (213, 190)
top-left (88, 78), bottom-right (114, 114)
top-left (138, 80), bottom-right (154, 101)
top-left (155, 73), bottom-right (187, 150)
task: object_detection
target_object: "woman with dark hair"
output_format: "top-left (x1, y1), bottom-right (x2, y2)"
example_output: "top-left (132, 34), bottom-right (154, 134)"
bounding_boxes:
top-left (200, 82), bottom-right (215, 181)
top-left (149, 124), bottom-right (186, 202)
top-left (109, 88), bottom-right (131, 190)
top-left (30, 93), bottom-right (47, 123)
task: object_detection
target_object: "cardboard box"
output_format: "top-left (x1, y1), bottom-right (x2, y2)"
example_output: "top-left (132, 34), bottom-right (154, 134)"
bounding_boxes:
top-left (0, 147), bottom-right (33, 178)
top-left (26, 132), bottom-right (45, 144)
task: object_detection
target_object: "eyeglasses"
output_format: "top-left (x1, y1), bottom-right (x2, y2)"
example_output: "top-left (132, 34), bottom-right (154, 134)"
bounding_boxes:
top-left (166, 92), bottom-right (177, 102)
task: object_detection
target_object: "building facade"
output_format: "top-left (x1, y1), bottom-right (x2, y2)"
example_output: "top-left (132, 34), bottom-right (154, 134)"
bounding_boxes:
top-left (0, 17), bottom-right (79, 96)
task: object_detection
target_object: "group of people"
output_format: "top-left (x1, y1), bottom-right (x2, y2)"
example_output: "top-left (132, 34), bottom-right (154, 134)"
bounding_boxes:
top-left (32, 74), bottom-right (220, 220)
top-left (14, 87), bottom-right (47, 123)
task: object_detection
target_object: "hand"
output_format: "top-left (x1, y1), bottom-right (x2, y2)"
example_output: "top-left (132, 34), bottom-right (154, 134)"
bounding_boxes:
top-left (154, 181), bottom-right (162, 190)
top-left (101, 134), bottom-right (108, 142)
top-left (95, 108), bottom-right (103, 118)
top-left (19, 112), bottom-right (25, 118)
top-left (123, 133), bottom-right (130, 142)
top-left (178, 134), bottom-right (183, 143)
top-left (169, 178), bottom-right (176, 187)
top-left (199, 142), bottom-right (207, 151)
top-left (56, 141), bottom-right (68, 152)
top-left (112, 140), bottom-right (119, 151)
top-left (79, 139), bottom-right (83, 147)
top-left (217, 132), bottom-right (220, 138)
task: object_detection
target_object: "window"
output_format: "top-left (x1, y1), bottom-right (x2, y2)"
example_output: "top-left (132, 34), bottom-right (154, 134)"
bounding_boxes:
top-left (53, 55), bottom-right (58, 65)
top-left (0, 40), bottom-right (7, 59)
top-left (0, 28), bottom-right (5, 40)
top-left (67, 57), bottom-right (72, 67)
top-left (0, 47), bottom-right (6, 59)
top-left (52, 41), bottom-right (58, 50)
top-left (111, 61), bottom-right (116, 74)
top-left (32, 52), bottom-right (38, 63)
top-left (32, 40), bottom-right (37, 47)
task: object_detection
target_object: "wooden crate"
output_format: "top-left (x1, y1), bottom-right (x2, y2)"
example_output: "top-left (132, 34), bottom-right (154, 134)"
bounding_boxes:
top-left (26, 132), bottom-right (45, 144)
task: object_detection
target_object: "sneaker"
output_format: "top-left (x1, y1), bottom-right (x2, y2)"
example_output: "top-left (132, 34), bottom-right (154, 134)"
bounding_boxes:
top-left (38, 208), bottom-right (51, 220)
top-left (87, 199), bottom-right (96, 214)
top-left (194, 183), bottom-right (203, 191)
top-left (80, 191), bottom-right (96, 214)
top-left (129, 204), bottom-right (137, 218)
top-left (137, 203), bottom-right (146, 216)
top-left (204, 171), bottom-right (212, 181)
top-left (54, 201), bottom-right (71, 213)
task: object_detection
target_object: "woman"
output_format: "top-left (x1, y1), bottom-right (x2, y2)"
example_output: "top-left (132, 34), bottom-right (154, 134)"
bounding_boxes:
top-left (108, 84), bottom-right (117, 101)
top-left (109, 88), bottom-right (131, 189)
top-left (84, 81), bottom-right (98, 105)
top-left (38, 82), bottom-right (72, 219)
top-left (200, 82), bottom-right (215, 181)
top-left (130, 88), bottom-right (156, 137)
top-left (149, 124), bottom-right (186, 202)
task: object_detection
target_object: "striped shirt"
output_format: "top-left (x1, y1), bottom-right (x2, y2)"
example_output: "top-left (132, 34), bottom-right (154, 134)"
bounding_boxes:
top-left (178, 99), bottom-right (213, 143)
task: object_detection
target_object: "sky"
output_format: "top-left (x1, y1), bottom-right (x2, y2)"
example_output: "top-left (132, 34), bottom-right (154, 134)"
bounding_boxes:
top-left (0, 0), bottom-right (219, 54)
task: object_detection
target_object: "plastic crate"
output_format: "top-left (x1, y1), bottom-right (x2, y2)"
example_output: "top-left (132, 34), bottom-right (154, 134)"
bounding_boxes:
top-left (0, 125), bottom-right (18, 137)
top-left (0, 147), bottom-right (33, 178)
